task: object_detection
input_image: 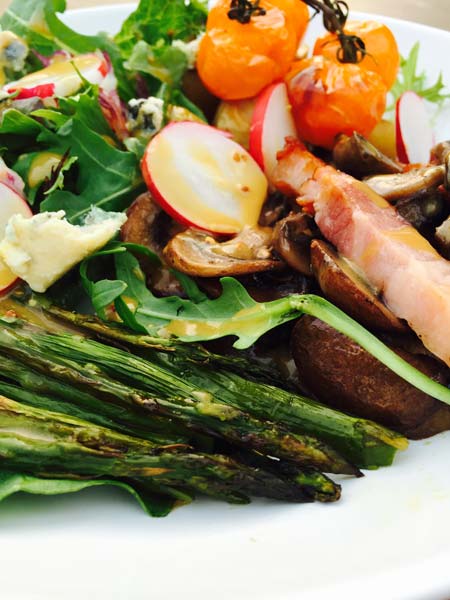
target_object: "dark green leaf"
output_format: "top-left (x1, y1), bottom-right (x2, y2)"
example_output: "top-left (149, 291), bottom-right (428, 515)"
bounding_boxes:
top-left (115, 0), bottom-right (206, 59)
top-left (40, 118), bottom-right (143, 223)
top-left (0, 471), bottom-right (179, 517)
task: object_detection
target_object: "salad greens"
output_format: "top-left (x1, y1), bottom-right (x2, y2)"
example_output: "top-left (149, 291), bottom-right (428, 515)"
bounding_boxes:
top-left (0, 0), bottom-right (449, 516)
top-left (0, 471), bottom-right (181, 517)
top-left (389, 42), bottom-right (450, 109)
top-left (0, 88), bottom-right (143, 221)
top-left (81, 244), bottom-right (450, 407)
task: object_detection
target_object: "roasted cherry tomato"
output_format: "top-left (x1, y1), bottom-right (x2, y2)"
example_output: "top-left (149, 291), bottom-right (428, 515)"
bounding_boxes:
top-left (197, 0), bottom-right (309, 101)
top-left (286, 56), bottom-right (387, 149)
top-left (313, 20), bottom-right (400, 89)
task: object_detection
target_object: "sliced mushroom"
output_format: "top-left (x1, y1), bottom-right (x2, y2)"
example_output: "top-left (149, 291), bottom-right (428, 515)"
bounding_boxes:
top-left (311, 239), bottom-right (407, 333)
top-left (273, 212), bottom-right (320, 276)
top-left (364, 166), bottom-right (448, 234)
top-left (258, 192), bottom-right (298, 228)
top-left (291, 316), bottom-right (450, 438)
top-left (431, 141), bottom-right (450, 164)
top-left (121, 193), bottom-right (185, 297)
top-left (163, 226), bottom-right (282, 278)
top-left (364, 165), bottom-right (445, 202)
top-left (333, 132), bottom-right (402, 179)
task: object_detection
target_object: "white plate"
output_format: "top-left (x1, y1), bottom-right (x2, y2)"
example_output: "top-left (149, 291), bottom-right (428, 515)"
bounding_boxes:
top-left (2, 5), bottom-right (450, 600)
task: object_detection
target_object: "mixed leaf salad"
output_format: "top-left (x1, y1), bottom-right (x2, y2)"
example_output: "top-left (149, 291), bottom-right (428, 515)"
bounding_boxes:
top-left (0, 0), bottom-right (449, 516)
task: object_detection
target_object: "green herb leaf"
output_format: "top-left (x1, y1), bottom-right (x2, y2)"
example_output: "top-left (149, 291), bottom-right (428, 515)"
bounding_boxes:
top-left (81, 245), bottom-right (450, 406)
top-left (389, 42), bottom-right (450, 108)
top-left (0, 100), bottom-right (142, 222)
top-left (124, 41), bottom-right (188, 87)
top-left (0, 471), bottom-right (180, 517)
top-left (115, 0), bottom-right (206, 59)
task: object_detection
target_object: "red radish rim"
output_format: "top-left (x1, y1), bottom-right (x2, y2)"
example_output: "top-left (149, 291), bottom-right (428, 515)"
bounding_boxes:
top-left (249, 82), bottom-right (281, 171)
top-left (0, 181), bottom-right (33, 295)
top-left (142, 121), bottom-right (263, 235)
top-left (395, 95), bottom-right (408, 163)
top-left (142, 122), bottom-right (236, 233)
top-left (395, 91), bottom-right (433, 164)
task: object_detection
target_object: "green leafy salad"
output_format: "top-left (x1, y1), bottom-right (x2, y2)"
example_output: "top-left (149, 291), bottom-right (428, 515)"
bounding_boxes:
top-left (0, 0), bottom-right (448, 516)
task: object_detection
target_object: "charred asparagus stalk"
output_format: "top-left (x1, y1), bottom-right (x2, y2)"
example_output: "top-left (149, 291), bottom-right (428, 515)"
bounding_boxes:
top-left (0, 324), bottom-right (357, 475)
top-left (13, 296), bottom-right (407, 468)
top-left (0, 395), bottom-right (340, 503)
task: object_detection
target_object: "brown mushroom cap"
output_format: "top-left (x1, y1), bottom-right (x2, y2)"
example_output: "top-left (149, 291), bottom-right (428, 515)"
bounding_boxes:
top-left (291, 316), bottom-right (450, 438)
top-left (310, 240), bottom-right (407, 333)
top-left (121, 192), bottom-right (185, 297)
top-left (273, 212), bottom-right (320, 276)
top-left (333, 132), bottom-right (402, 179)
top-left (364, 165), bottom-right (445, 202)
top-left (163, 226), bottom-right (283, 278)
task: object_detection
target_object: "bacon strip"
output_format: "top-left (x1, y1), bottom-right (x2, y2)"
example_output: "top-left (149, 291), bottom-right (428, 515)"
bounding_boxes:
top-left (273, 140), bottom-right (450, 366)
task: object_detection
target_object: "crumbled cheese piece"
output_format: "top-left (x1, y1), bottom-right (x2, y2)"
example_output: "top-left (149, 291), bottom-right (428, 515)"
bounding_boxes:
top-left (0, 208), bottom-right (127, 293)
top-left (127, 96), bottom-right (164, 135)
top-left (0, 31), bottom-right (28, 73)
top-left (172, 34), bottom-right (204, 70)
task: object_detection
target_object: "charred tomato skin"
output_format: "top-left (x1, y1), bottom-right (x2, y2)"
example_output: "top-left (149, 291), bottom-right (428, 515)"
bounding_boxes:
top-left (286, 56), bottom-right (387, 149)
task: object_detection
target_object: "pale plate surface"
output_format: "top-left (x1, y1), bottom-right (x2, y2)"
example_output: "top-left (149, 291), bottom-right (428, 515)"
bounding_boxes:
top-left (1, 6), bottom-right (450, 600)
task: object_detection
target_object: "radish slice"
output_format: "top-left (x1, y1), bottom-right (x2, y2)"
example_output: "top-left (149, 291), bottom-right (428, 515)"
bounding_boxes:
top-left (0, 182), bottom-right (32, 294)
top-left (249, 82), bottom-right (298, 179)
top-left (142, 121), bottom-right (268, 235)
top-left (396, 91), bottom-right (434, 164)
top-left (5, 53), bottom-right (109, 99)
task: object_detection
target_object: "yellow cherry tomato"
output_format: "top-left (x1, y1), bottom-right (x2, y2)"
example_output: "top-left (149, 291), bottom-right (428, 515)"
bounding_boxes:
top-left (197, 0), bottom-right (310, 101)
top-left (286, 56), bottom-right (388, 149)
top-left (313, 20), bottom-right (400, 89)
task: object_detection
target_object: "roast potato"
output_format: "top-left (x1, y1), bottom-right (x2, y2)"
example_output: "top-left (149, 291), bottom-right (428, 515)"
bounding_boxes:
top-left (291, 316), bottom-right (450, 438)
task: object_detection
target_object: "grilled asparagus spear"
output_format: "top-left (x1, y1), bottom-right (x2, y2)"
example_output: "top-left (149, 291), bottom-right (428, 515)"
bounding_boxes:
top-left (0, 323), bottom-right (357, 475)
top-left (0, 395), bottom-right (340, 503)
top-left (7, 296), bottom-right (406, 468)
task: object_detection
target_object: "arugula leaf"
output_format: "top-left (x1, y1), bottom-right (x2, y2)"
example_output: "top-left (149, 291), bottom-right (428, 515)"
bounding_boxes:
top-left (0, 92), bottom-right (143, 221)
top-left (390, 42), bottom-right (450, 108)
top-left (81, 244), bottom-right (450, 406)
top-left (0, 471), bottom-right (181, 517)
top-left (40, 118), bottom-right (143, 222)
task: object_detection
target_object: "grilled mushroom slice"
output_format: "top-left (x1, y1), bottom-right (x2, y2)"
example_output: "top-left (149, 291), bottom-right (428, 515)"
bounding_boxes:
top-left (121, 193), bottom-right (185, 297)
top-left (333, 132), bottom-right (402, 179)
top-left (311, 240), bottom-right (406, 333)
top-left (364, 166), bottom-right (448, 233)
top-left (163, 227), bottom-right (283, 277)
top-left (364, 165), bottom-right (445, 202)
top-left (273, 212), bottom-right (320, 276)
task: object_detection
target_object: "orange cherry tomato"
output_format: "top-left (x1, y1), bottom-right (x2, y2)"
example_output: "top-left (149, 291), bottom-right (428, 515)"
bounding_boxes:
top-left (286, 55), bottom-right (387, 149)
top-left (197, 0), bottom-right (309, 101)
top-left (313, 20), bottom-right (400, 89)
